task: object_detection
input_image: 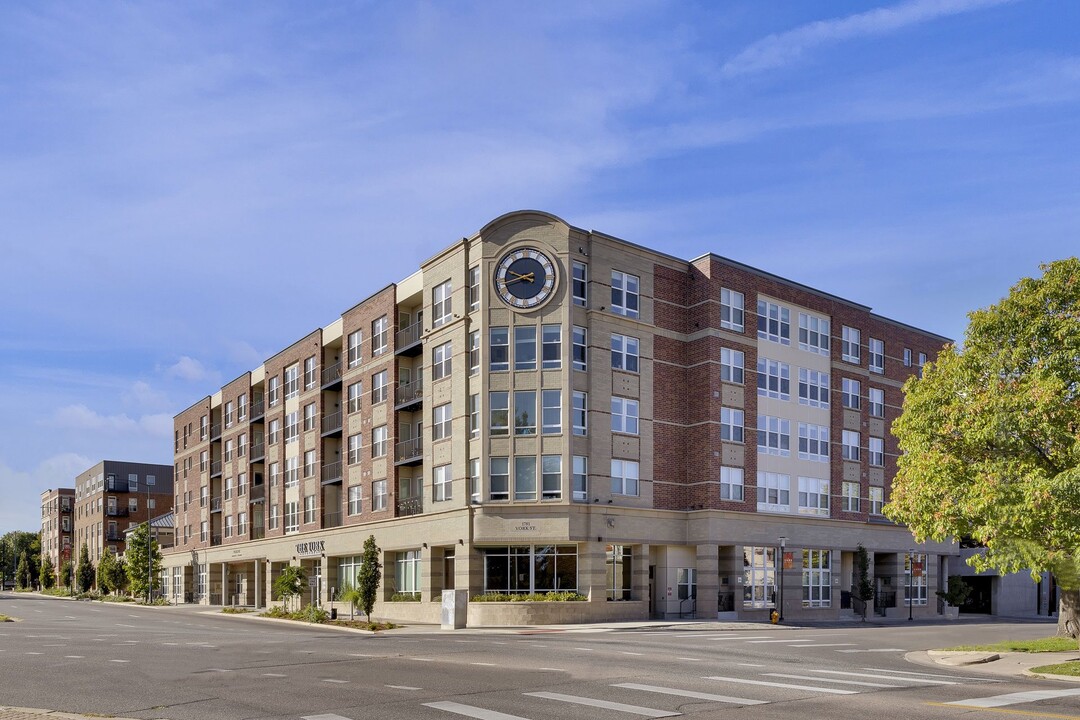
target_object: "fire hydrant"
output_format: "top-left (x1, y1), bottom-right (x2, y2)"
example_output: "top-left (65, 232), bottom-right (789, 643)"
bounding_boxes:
top-left (770, 609), bottom-right (780, 624)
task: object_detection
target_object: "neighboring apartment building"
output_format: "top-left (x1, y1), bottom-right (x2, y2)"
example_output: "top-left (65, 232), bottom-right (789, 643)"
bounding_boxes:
top-left (163, 210), bottom-right (954, 625)
top-left (40, 487), bottom-right (75, 579)
top-left (73, 461), bottom-right (175, 564)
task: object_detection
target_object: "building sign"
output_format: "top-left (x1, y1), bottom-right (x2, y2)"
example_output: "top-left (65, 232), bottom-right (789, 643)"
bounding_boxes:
top-left (912, 560), bottom-right (923, 577)
top-left (512, 521), bottom-right (539, 534)
top-left (295, 540), bottom-right (325, 556)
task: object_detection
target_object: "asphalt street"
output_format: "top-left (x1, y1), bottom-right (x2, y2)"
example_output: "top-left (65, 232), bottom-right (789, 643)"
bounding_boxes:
top-left (1, 592), bottom-right (1075, 720)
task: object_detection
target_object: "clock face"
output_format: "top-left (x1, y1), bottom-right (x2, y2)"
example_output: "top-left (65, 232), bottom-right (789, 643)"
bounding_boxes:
top-left (495, 248), bottom-right (557, 309)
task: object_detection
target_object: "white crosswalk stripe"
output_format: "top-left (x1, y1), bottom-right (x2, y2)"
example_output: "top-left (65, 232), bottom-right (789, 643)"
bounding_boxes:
top-left (524, 691), bottom-right (680, 717)
top-left (613, 682), bottom-right (768, 705)
top-left (763, 673), bottom-right (901, 688)
top-left (805, 669), bottom-right (957, 685)
top-left (946, 688), bottom-right (1080, 708)
top-left (423, 701), bottom-right (530, 719)
top-left (703, 676), bottom-right (858, 694)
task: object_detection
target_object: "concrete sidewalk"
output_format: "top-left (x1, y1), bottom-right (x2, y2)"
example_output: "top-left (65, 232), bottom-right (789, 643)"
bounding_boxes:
top-left (911, 649), bottom-right (1080, 682)
top-left (0, 709), bottom-right (149, 720)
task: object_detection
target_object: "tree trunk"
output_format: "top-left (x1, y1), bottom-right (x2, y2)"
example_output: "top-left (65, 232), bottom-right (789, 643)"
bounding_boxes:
top-left (1057, 587), bottom-right (1079, 641)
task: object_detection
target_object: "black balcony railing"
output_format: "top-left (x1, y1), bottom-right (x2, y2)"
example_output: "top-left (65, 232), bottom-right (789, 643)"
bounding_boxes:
top-left (321, 462), bottom-right (342, 485)
top-left (394, 378), bottom-right (423, 408)
top-left (104, 478), bottom-right (130, 493)
top-left (395, 320), bottom-right (423, 355)
top-left (210, 460), bottom-right (223, 478)
top-left (395, 436), bottom-right (422, 464)
top-left (250, 526), bottom-right (265, 540)
top-left (250, 398), bottom-right (265, 421)
top-left (322, 511), bottom-right (343, 529)
top-left (322, 361), bottom-right (342, 388)
top-left (396, 496), bottom-right (423, 516)
top-left (210, 423), bottom-right (222, 440)
top-left (321, 411), bottom-right (342, 436)
top-left (105, 507), bottom-right (129, 517)
top-left (249, 441), bottom-right (265, 462)
top-left (210, 496), bottom-right (222, 512)
top-left (210, 533), bottom-right (222, 546)
top-left (105, 531), bottom-right (123, 542)
top-left (249, 484), bottom-right (264, 503)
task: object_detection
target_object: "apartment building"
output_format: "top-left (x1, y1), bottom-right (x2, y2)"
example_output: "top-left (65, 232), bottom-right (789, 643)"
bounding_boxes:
top-left (73, 460), bottom-right (175, 564)
top-left (40, 487), bottom-right (75, 579)
top-left (163, 210), bottom-right (954, 625)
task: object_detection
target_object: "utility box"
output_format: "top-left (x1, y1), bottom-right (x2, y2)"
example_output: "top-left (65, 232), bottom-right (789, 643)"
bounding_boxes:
top-left (441, 589), bottom-right (468, 629)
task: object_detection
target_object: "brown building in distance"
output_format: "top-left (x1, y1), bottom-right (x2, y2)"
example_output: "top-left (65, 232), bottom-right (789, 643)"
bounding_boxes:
top-left (40, 487), bottom-right (75, 580)
top-left (73, 460), bottom-right (174, 564)
top-left (163, 210), bottom-right (955, 625)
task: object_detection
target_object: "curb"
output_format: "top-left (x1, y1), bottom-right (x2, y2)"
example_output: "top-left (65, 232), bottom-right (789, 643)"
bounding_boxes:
top-left (0, 707), bottom-right (156, 720)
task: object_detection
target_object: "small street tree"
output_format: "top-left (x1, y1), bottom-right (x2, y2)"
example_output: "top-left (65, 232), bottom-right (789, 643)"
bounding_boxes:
top-left (76, 542), bottom-right (95, 593)
top-left (357, 535), bottom-right (382, 622)
top-left (273, 565), bottom-right (307, 612)
top-left (125, 523), bottom-right (162, 602)
top-left (39, 554), bottom-right (55, 590)
top-left (887, 258), bottom-right (1080, 640)
top-left (59, 558), bottom-right (73, 590)
top-left (16, 550), bottom-right (32, 590)
top-left (97, 550), bottom-right (116, 594)
top-left (853, 544), bottom-right (874, 621)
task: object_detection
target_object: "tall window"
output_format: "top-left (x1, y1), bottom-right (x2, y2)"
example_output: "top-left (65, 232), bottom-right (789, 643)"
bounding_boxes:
top-left (868, 387), bottom-right (884, 418)
top-left (469, 393), bottom-right (479, 439)
top-left (372, 316), bottom-right (389, 355)
top-left (542, 390), bottom-right (562, 435)
top-left (303, 450), bottom-right (316, 478)
top-left (572, 326), bottom-right (588, 371)
top-left (611, 333), bottom-right (640, 372)
top-left (372, 479), bottom-right (387, 511)
top-left (433, 403), bottom-right (452, 441)
top-left (720, 466), bottom-right (744, 501)
top-left (803, 550), bottom-right (831, 608)
top-left (541, 325), bottom-right (561, 370)
top-left (489, 457), bottom-right (509, 501)
top-left (611, 397), bottom-right (639, 435)
top-left (514, 326), bottom-right (537, 371)
top-left (797, 476), bottom-right (829, 516)
top-left (757, 415), bottom-right (790, 456)
top-left (285, 457), bottom-right (299, 488)
top-left (869, 486), bottom-right (884, 515)
top-left (757, 300), bottom-right (790, 345)
top-left (743, 546), bottom-right (776, 608)
top-left (905, 552), bottom-right (928, 606)
top-left (903, 347), bottom-right (912, 367)
top-left (720, 288), bottom-right (744, 331)
top-left (514, 390), bottom-right (536, 435)
top-left (304, 356), bottom-right (317, 389)
top-left (347, 329), bottom-right (363, 368)
top-left (284, 364), bottom-right (300, 399)
top-left (869, 437), bottom-right (885, 467)
top-left (371, 370), bottom-right (388, 404)
top-left (720, 407), bottom-right (744, 443)
top-left (284, 411), bottom-right (299, 444)
top-left (303, 403), bottom-right (316, 432)
top-left (396, 550), bottom-right (422, 594)
top-left (607, 544), bottom-right (632, 601)
top-left (268, 376), bottom-right (280, 406)
top-left (720, 347), bottom-right (744, 384)
top-left (677, 568), bottom-right (697, 601)
top-left (541, 455), bottom-right (562, 500)
top-left (468, 458), bottom-right (480, 502)
top-left (756, 471), bottom-right (790, 512)
top-left (285, 501), bottom-right (299, 532)
top-left (468, 331), bottom-right (480, 375)
top-left (433, 464), bottom-right (452, 502)
top-left (842, 378), bottom-right (861, 410)
top-left (572, 261), bottom-right (588, 307)
top-left (611, 270), bottom-right (640, 318)
top-left (798, 313), bottom-right (830, 355)
top-left (842, 326), bottom-right (861, 364)
top-left (572, 456), bottom-right (588, 502)
top-left (347, 381), bottom-right (363, 414)
top-left (304, 494), bottom-right (316, 524)
top-left (841, 481), bottom-right (860, 511)
top-left (348, 434), bottom-right (362, 465)
top-left (224, 439), bottom-right (234, 462)
top-left (842, 430), bottom-right (861, 461)
top-left (225, 401), bottom-right (235, 427)
top-left (869, 337), bottom-right (884, 374)
top-left (611, 459), bottom-right (640, 496)
top-left (797, 423), bottom-right (829, 462)
top-left (490, 392), bottom-right (509, 436)
top-left (238, 393), bottom-right (248, 420)
top-left (433, 341), bottom-right (452, 380)
top-left (490, 327), bottom-right (509, 371)
top-left (432, 280), bottom-right (452, 327)
top-left (372, 425), bottom-right (388, 458)
top-left (514, 456), bottom-right (536, 501)
top-left (348, 485), bottom-right (363, 515)
top-left (757, 357), bottom-right (790, 400)
top-left (467, 266), bottom-right (480, 313)
top-left (572, 391), bottom-right (588, 436)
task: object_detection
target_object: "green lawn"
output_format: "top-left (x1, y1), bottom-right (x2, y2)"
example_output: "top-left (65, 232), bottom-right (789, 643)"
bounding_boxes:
top-left (943, 637), bottom-right (1079, 653)
top-left (0, 614), bottom-right (13, 622)
top-left (1031, 661), bottom-right (1080, 676)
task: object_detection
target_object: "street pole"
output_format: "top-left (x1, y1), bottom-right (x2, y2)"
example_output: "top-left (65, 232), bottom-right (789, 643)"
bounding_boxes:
top-left (778, 536), bottom-right (786, 623)
top-left (146, 482), bottom-right (152, 604)
top-left (908, 548), bottom-right (914, 622)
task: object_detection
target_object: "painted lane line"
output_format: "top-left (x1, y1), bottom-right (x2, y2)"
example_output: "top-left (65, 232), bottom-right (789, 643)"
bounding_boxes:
top-left (471, 662), bottom-right (498, 666)
top-left (704, 677), bottom-right (858, 695)
top-left (621, 651), bottom-right (645, 656)
top-left (574, 647), bottom-right (595, 652)
top-left (348, 653), bottom-right (374, 657)
top-left (109, 659), bottom-right (130, 663)
top-left (797, 643), bottom-right (857, 648)
top-left (945, 688), bottom-right (1080, 708)
top-left (676, 658), bottom-right (704, 662)
top-left (301, 715), bottom-right (354, 720)
top-left (764, 673), bottom-right (901, 688)
top-left (712, 635), bottom-right (771, 641)
top-left (423, 701), bottom-right (531, 719)
top-left (65, 656), bottom-right (84, 659)
top-left (205, 669), bottom-right (233, 673)
top-left (737, 663), bottom-right (764, 667)
top-left (524, 691), bottom-right (680, 717)
top-left (413, 657), bottom-right (436, 662)
top-left (614, 683), bottom-right (767, 706)
top-left (262, 673), bottom-right (287, 677)
top-left (836, 648), bottom-right (905, 653)
top-left (745, 639), bottom-right (815, 644)
top-left (455, 640), bottom-right (480, 643)
top-left (807, 669), bottom-right (957, 685)
top-left (321, 679), bottom-right (349, 684)
top-left (26, 652), bottom-right (43, 655)
top-left (537, 668), bottom-right (565, 672)
top-left (862, 667), bottom-right (1003, 682)
top-left (387, 684), bottom-right (421, 690)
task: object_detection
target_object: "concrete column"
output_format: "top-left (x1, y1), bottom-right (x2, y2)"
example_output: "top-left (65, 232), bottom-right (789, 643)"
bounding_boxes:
top-left (254, 558), bottom-right (260, 610)
top-left (421, 547), bottom-right (437, 601)
top-left (695, 544), bottom-right (719, 619)
top-left (632, 544), bottom-right (650, 607)
top-left (584, 541), bottom-right (608, 603)
top-left (221, 563), bottom-right (227, 606)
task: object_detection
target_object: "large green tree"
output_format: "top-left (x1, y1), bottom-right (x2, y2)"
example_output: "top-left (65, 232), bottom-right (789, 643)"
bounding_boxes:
top-left (273, 565), bottom-right (307, 612)
top-left (16, 550), bottom-right (32, 590)
top-left (357, 535), bottom-right (382, 622)
top-left (124, 523), bottom-right (162, 601)
top-left (39, 554), bottom-right (55, 590)
top-left (97, 549), bottom-right (127, 595)
top-left (886, 258), bottom-right (1080, 639)
top-left (1, 531), bottom-right (40, 588)
top-left (76, 542), bottom-right (95, 593)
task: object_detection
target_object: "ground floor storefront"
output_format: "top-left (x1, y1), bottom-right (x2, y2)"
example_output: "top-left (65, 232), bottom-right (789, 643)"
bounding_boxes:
top-left (161, 505), bottom-right (958, 626)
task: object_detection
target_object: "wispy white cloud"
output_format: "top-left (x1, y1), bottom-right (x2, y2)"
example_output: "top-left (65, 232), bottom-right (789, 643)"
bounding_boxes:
top-left (165, 356), bottom-right (209, 382)
top-left (0, 453), bottom-right (92, 531)
top-left (49, 404), bottom-right (172, 438)
top-left (722, 0), bottom-right (1016, 77)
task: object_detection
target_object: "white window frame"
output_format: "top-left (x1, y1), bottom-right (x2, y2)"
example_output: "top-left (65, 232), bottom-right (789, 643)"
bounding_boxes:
top-left (371, 370), bottom-right (388, 404)
top-left (284, 363), bottom-right (300, 399)
top-left (373, 479), bottom-right (387, 511)
top-left (372, 425), bottom-right (388, 458)
top-left (348, 484), bottom-right (363, 515)
top-left (802, 549), bottom-right (831, 608)
top-left (490, 327), bottom-right (509, 372)
top-left (490, 391), bottom-right (509, 436)
top-left (433, 464), bottom-right (452, 502)
top-left (572, 391), bottom-right (587, 436)
top-left (869, 337), bottom-right (884, 374)
top-left (347, 434), bottom-right (363, 465)
top-left (433, 341), bottom-right (452, 381)
top-left (572, 261), bottom-right (588, 307)
top-left (514, 325), bottom-right (537, 371)
top-left (756, 357), bottom-right (790, 400)
top-left (869, 486), bottom-right (884, 515)
top-left (797, 476), bottom-right (830, 516)
top-left (433, 403), bottom-right (452, 441)
top-left (541, 325), bottom-right (561, 370)
top-left (432, 279), bottom-right (453, 328)
top-left (572, 326), bottom-right (587, 371)
top-left (542, 389), bottom-right (562, 435)
top-left (347, 330), bottom-right (363, 368)
top-left (841, 481), bottom-right (861, 512)
top-left (842, 430), bottom-right (861, 461)
top-left (743, 546), bottom-right (776, 609)
top-left (489, 457), bottom-right (509, 501)
top-left (797, 423), bottom-right (830, 462)
top-left (611, 459), bottom-right (640, 497)
top-left (757, 300), bottom-right (790, 345)
top-left (756, 471), bottom-right (790, 513)
top-left (720, 347), bottom-right (744, 384)
top-left (842, 377), bottom-right (861, 410)
top-left (720, 466), bottom-right (744, 501)
top-left (842, 326), bottom-right (861, 364)
top-left (869, 436), bottom-right (885, 467)
top-left (467, 266), bottom-right (480, 313)
top-left (611, 333), bottom-right (640, 373)
top-left (541, 455), bottom-right (562, 500)
top-left (868, 387), bottom-right (885, 418)
top-left (304, 356), bottom-right (317, 390)
top-left (798, 368), bottom-right (830, 408)
top-left (757, 415), bottom-right (790, 457)
top-left (514, 456), bottom-right (536, 501)
top-left (513, 390), bottom-right (536, 436)
top-left (372, 315), bottom-right (389, 356)
top-left (720, 407), bottom-right (744, 443)
top-left (572, 455), bottom-right (588, 502)
top-left (611, 397), bottom-right (639, 435)
top-left (798, 313), bottom-right (830, 355)
top-left (720, 288), bottom-right (744, 331)
top-left (611, 270), bottom-right (640, 318)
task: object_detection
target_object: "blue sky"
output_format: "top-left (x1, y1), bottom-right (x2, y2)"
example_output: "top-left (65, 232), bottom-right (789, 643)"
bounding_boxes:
top-left (2, 0), bottom-right (1078, 532)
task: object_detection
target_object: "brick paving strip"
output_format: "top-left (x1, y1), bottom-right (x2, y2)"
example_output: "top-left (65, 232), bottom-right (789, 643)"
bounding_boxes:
top-left (0, 708), bottom-right (162, 720)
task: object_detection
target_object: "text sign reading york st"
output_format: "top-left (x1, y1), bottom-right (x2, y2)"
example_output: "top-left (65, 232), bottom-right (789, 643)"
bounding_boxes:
top-left (295, 540), bottom-right (325, 556)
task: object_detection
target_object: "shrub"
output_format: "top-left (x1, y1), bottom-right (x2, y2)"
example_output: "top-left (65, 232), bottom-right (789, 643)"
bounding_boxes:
top-left (390, 592), bottom-right (421, 602)
top-left (301, 605), bottom-right (330, 624)
top-left (470, 591), bottom-right (587, 602)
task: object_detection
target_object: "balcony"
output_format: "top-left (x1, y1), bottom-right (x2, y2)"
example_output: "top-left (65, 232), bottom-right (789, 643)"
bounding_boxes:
top-left (60, 504), bottom-right (72, 513)
top-left (210, 496), bottom-right (222, 513)
top-left (105, 531), bottom-right (123, 542)
top-left (249, 441), bottom-right (265, 463)
top-left (249, 484), bottom-right (265, 503)
top-left (105, 507), bottom-right (129, 517)
top-left (394, 436), bottom-right (423, 466)
top-left (394, 378), bottom-right (423, 411)
top-left (395, 320), bottom-right (423, 356)
top-left (322, 511), bottom-right (343, 529)
top-left (210, 423), bottom-right (222, 441)
top-left (210, 533), bottom-right (222, 546)
top-left (321, 411), bottom-right (342, 437)
top-left (321, 462), bottom-right (342, 485)
top-left (251, 526), bottom-right (266, 540)
top-left (104, 478), bottom-right (130, 493)
top-left (322, 361), bottom-right (343, 389)
top-left (396, 496), bottom-right (423, 516)
top-left (210, 460), bottom-right (223, 478)
top-left (250, 398), bottom-right (265, 422)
